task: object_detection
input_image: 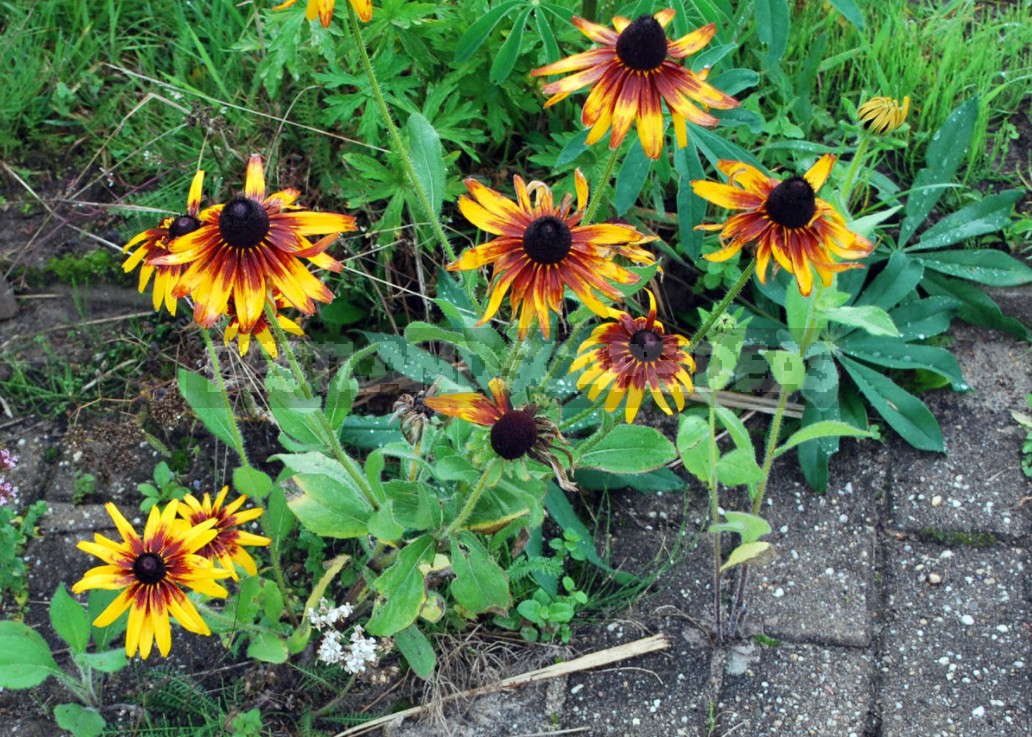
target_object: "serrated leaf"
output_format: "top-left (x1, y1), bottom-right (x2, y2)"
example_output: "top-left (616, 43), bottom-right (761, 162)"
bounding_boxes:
top-left (450, 531), bottom-right (511, 615)
top-left (0, 621), bottom-right (60, 689)
top-left (367, 535), bottom-right (435, 636)
top-left (278, 452), bottom-right (373, 538)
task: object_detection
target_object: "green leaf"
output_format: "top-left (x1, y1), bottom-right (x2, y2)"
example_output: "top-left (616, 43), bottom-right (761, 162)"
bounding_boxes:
top-left (922, 273), bottom-right (1030, 341)
top-left (340, 414), bottom-right (406, 449)
top-left (367, 535), bottom-right (435, 636)
top-left (88, 589), bottom-right (124, 650)
top-left (715, 448), bottom-right (764, 486)
top-left (326, 344), bottom-right (379, 431)
top-left (454, 0), bottom-right (521, 62)
top-left (75, 649), bottom-right (128, 673)
top-left (263, 484), bottom-right (296, 547)
top-left (490, 7), bottom-right (531, 84)
top-left (826, 0), bottom-right (864, 28)
top-left (54, 704), bottom-right (105, 737)
top-left (909, 190), bottom-right (1023, 252)
top-left (676, 414), bottom-right (710, 455)
top-left (543, 484), bottom-right (637, 585)
top-left (899, 97), bottom-right (978, 246)
top-left (450, 531), bottom-right (511, 615)
top-left (233, 467), bottom-right (273, 501)
top-left (916, 249), bottom-right (1032, 287)
top-left (266, 366), bottom-right (325, 450)
top-left (50, 585), bottom-right (90, 654)
top-left (578, 425), bottom-right (676, 474)
top-left (840, 335), bottom-right (965, 389)
top-left (674, 145), bottom-right (707, 260)
top-left (534, 6), bottom-right (561, 63)
top-left (720, 541), bottom-right (773, 572)
top-left (366, 332), bottom-right (473, 391)
top-left (840, 355), bottom-right (944, 451)
top-left (775, 420), bottom-right (872, 457)
top-left (574, 467), bottom-right (684, 493)
top-left (855, 251), bottom-right (924, 311)
top-left (405, 321), bottom-right (501, 375)
top-left (712, 511), bottom-right (771, 544)
top-left (890, 296), bottom-right (960, 341)
top-left (754, 0), bottom-right (789, 64)
top-left (247, 631), bottom-right (288, 664)
top-left (823, 305), bottom-right (900, 337)
top-left (0, 621), bottom-right (60, 689)
top-left (177, 369), bottom-right (238, 450)
top-left (368, 502), bottom-right (405, 543)
top-left (761, 350), bottom-right (805, 392)
top-left (614, 138), bottom-right (653, 215)
top-left (407, 113), bottom-right (446, 216)
top-left (278, 452), bottom-right (373, 538)
top-left (707, 324), bottom-right (746, 392)
top-left (395, 625), bottom-right (436, 679)
top-left (847, 205), bottom-right (902, 239)
top-left (556, 129), bottom-right (591, 167)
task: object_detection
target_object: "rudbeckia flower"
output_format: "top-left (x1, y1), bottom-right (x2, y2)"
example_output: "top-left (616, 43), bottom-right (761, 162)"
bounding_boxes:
top-left (691, 156), bottom-right (874, 295)
top-left (273, 0), bottom-right (372, 26)
top-left (424, 378), bottom-right (575, 490)
top-left (224, 293), bottom-right (305, 358)
top-left (857, 95), bottom-right (911, 134)
top-left (448, 171), bottom-right (656, 339)
top-left (178, 487), bottom-right (271, 580)
top-left (150, 154), bottom-right (355, 332)
top-left (122, 170), bottom-right (206, 316)
top-left (72, 501), bottom-right (230, 659)
top-left (570, 290), bottom-right (695, 423)
top-left (531, 10), bottom-right (738, 159)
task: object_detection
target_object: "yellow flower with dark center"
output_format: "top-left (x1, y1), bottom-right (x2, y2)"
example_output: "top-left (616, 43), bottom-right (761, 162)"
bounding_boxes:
top-left (449, 171), bottom-right (657, 339)
top-left (857, 95), bottom-right (911, 134)
top-left (570, 290), bottom-right (695, 423)
top-left (424, 378), bottom-right (574, 489)
top-left (691, 156), bottom-right (874, 296)
top-left (530, 10), bottom-right (739, 159)
top-left (178, 487), bottom-right (271, 580)
top-left (150, 154), bottom-right (355, 332)
top-left (272, 0), bottom-right (372, 26)
top-left (224, 292), bottom-right (305, 358)
top-left (122, 170), bottom-right (206, 316)
top-left (72, 501), bottom-right (230, 659)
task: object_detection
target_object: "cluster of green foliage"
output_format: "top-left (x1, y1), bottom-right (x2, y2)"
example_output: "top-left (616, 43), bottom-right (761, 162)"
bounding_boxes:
top-left (0, 500), bottom-right (49, 611)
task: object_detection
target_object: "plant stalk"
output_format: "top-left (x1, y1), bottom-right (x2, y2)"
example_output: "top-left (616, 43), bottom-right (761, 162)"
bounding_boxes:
top-left (443, 466), bottom-right (496, 537)
top-left (688, 259), bottom-right (756, 349)
top-left (582, 146), bottom-right (622, 225)
top-left (840, 133), bottom-right (870, 208)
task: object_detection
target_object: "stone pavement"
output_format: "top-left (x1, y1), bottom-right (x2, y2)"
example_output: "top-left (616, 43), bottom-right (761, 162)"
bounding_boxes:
top-left (2, 307), bottom-right (1030, 737)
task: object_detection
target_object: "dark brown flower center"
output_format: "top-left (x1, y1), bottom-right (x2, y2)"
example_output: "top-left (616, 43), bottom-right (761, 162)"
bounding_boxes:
top-left (765, 176), bottom-right (816, 229)
top-left (133, 552), bottom-right (167, 585)
top-left (490, 410), bottom-right (539, 460)
top-left (219, 196), bottom-right (270, 250)
top-left (615, 15), bottom-right (668, 72)
top-left (168, 215), bottom-right (201, 239)
top-left (523, 216), bottom-right (572, 265)
top-left (629, 329), bottom-right (664, 363)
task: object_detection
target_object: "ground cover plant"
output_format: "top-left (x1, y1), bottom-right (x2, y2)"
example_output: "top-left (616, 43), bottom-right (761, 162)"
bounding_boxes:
top-left (0, 0), bottom-right (1030, 734)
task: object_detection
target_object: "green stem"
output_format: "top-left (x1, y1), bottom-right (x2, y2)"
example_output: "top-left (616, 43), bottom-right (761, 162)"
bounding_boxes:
top-left (750, 387), bottom-right (790, 516)
top-left (688, 259), bottom-right (756, 348)
top-left (263, 304), bottom-right (380, 510)
top-left (582, 147), bottom-right (622, 225)
top-left (541, 320), bottom-right (591, 389)
top-left (840, 133), bottom-right (870, 208)
top-left (200, 328), bottom-right (253, 468)
top-left (560, 395), bottom-right (604, 432)
top-left (706, 392), bottom-right (723, 640)
top-left (345, 4), bottom-right (456, 263)
top-left (270, 538), bottom-right (299, 628)
top-left (444, 466), bottom-right (495, 537)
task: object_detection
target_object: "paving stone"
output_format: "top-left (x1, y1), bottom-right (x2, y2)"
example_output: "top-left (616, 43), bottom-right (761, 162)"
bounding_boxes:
top-left (745, 450), bottom-right (882, 647)
top-left (562, 642), bottom-right (713, 737)
top-left (0, 420), bottom-right (59, 507)
top-left (383, 681), bottom-right (558, 737)
top-left (880, 541), bottom-right (1030, 737)
top-left (889, 326), bottom-right (1032, 538)
top-left (41, 502), bottom-right (117, 534)
top-left (719, 644), bottom-right (874, 737)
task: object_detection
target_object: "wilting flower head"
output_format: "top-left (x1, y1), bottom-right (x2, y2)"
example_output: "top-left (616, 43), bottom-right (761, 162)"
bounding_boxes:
top-left (531, 10), bottom-right (738, 159)
top-left (449, 171), bottom-right (656, 339)
top-left (272, 0), bottom-right (372, 26)
top-left (149, 154), bottom-right (355, 332)
top-left (224, 292), bottom-right (305, 358)
top-left (570, 290), bottom-right (695, 423)
top-left (424, 378), bottom-right (575, 491)
top-left (857, 95), bottom-right (911, 134)
top-left (177, 486), bottom-right (271, 580)
top-left (122, 170), bottom-right (206, 316)
top-left (691, 156), bottom-right (874, 295)
top-left (72, 501), bottom-right (230, 659)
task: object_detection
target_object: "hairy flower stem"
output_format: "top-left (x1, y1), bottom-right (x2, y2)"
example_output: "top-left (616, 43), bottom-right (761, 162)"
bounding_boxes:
top-left (344, 5), bottom-right (456, 264)
top-left (200, 328), bottom-right (253, 469)
top-left (582, 147), bottom-right (622, 225)
top-left (443, 463), bottom-right (497, 538)
top-left (706, 391), bottom-right (724, 641)
top-left (263, 303), bottom-right (380, 511)
top-left (559, 395), bottom-right (604, 432)
top-left (688, 259), bottom-right (756, 349)
top-left (540, 320), bottom-right (591, 388)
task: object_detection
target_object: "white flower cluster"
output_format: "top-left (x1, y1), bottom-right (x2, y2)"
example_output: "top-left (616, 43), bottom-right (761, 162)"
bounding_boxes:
top-left (306, 599), bottom-right (380, 674)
